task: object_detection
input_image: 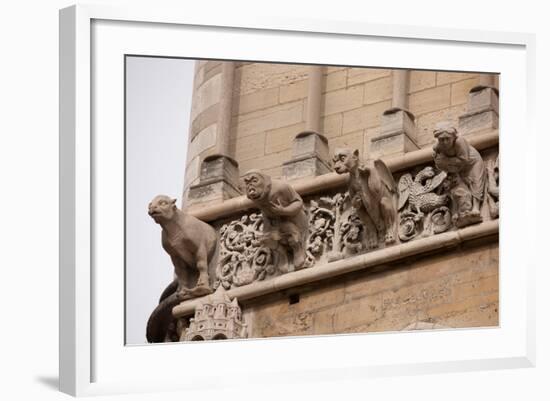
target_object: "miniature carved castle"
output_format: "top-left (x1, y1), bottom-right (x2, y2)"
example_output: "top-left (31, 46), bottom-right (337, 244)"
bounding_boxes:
top-left (184, 286), bottom-right (247, 341)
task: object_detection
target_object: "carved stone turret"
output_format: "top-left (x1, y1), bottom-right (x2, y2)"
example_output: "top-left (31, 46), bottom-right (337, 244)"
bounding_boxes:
top-left (184, 286), bottom-right (247, 341)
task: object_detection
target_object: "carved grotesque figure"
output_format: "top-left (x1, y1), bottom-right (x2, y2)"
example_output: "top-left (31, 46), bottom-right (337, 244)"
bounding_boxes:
top-left (146, 194), bottom-right (217, 342)
top-left (432, 122), bottom-right (486, 227)
top-left (333, 148), bottom-right (397, 246)
top-left (487, 155), bottom-right (499, 218)
top-left (243, 170), bottom-right (308, 270)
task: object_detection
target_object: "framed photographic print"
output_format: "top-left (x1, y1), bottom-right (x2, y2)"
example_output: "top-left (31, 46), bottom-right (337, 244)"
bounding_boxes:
top-left (59, 3), bottom-right (535, 396)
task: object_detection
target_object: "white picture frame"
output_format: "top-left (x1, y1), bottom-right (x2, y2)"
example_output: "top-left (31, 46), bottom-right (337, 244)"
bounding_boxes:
top-left (59, 4), bottom-right (536, 397)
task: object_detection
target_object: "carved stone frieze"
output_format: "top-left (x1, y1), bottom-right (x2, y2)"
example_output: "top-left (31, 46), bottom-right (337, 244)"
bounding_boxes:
top-left (487, 155), bottom-right (499, 219)
top-left (214, 213), bottom-right (281, 290)
top-left (397, 166), bottom-right (451, 241)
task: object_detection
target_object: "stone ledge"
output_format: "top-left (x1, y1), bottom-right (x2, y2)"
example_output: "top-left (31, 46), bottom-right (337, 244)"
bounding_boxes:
top-left (188, 130), bottom-right (499, 222)
top-left (173, 219), bottom-right (498, 318)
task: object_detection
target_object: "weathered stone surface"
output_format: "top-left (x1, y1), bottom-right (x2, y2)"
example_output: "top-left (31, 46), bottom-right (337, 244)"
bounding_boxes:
top-left (190, 103), bottom-right (219, 140)
top-left (370, 131), bottom-right (419, 159)
top-left (233, 100), bottom-right (304, 138)
top-left (451, 77), bottom-right (480, 106)
top-left (323, 69), bottom-right (347, 93)
top-left (436, 72), bottom-right (479, 86)
top-left (322, 86), bottom-right (364, 116)
top-left (187, 155), bottom-right (241, 206)
top-left (320, 113), bottom-right (343, 139)
top-left (409, 71), bottom-right (436, 93)
top-left (409, 85), bottom-right (451, 116)
top-left (342, 100), bottom-right (391, 133)
top-left (347, 68), bottom-right (390, 86)
top-left (188, 124), bottom-right (217, 160)
top-left (232, 87), bottom-right (279, 116)
top-left (371, 107), bottom-right (419, 159)
top-left (238, 149), bottom-right (293, 174)
top-left (190, 74), bottom-right (222, 122)
top-left (242, 241), bottom-right (497, 338)
top-left (235, 63), bottom-right (309, 96)
top-left (233, 132), bottom-right (266, 161)
top-left (328, 130), bottom-right (365, 156)
top-left (282, 156), bottom-right (331, 181)
top-left (459, 110), bottom-right (499, 134)
top-left (363, 76), bottom-right (392, 105)
top-left (264, 122), bottom-right (306, 155)
top-left (279, 79), bottom-right (308, 104)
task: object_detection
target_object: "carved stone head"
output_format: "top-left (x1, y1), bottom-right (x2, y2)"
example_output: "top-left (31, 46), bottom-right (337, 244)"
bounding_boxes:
top-left (243, 170), bottom-right (271, 201)
top-left (434, 122), bottom-right (458, 152)
top-left (148, 195), bottom-right (177, 223)
top-left (332, 148), bottom-right (360, 174)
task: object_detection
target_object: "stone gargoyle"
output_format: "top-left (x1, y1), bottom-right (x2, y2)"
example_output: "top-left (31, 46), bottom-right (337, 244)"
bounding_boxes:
top-left (432, 122), bottom-right (487, 227)
top-left (242, 170), bottom-right (309, 270)
top-left (146, 194), bottom-right (217, 343)
top-left (332, 148), bottom-right (398, 247)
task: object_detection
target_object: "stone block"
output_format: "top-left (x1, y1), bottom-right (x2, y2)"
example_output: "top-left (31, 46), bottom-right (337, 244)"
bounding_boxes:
top-left (467, 86), bottom-right (499, 114)
top-left (238, 149), bottom-right (292, 173)
top-left (458, 86), bottom-right (499, 135)
top-left (370, 132), bottom-right (419, 159)
top-left (369, 108), bottom-right (418, 159)
top-left (363, 76), bottom-right (392, 105)
top-left (409, 71), bottom-right (436, 93)
top-left (282, 156), bottom-right (331, 180)
top-left (409, 85), bottom-right (450, 116)
top-left (458, 109), bottom-right (499, 134)
top-left (320, 113), bottom-right (343, 139)
top-left (451, 77), bottom-right (479, 106)
top-left (232, 87), bottom-right (279, 115)
top-left (322, 86), bottom-right (364, 116)
top-left (234, 63), bottom-right (309, 96)
top-left (328, 130), bottom-right (365, 157)
top-left (233, 132), bottom-right (266, 161)
top-left (187, 155), bottom-right (241, 206)
top-left (279, 79), bottom-right (307, 103)
top-left (323, 69), bottom-right (347, 93)
top-left (283, 131), bottom-right (331, 180)
top-left (342, 100), bottom-right (391, 134)
top-left (188, 124), bottom-right (217, 160)
top-left (291, 130), bottom-right (329, 161)
top-left (190, 103), bottom-right (219, 140)
top-left (190, 73), bottom-right (221, 122)
top-left (233, 101), bottom-right (304, 138)
top-left (436, 72), bottom-right (479, 86)
top-left (347, 68), bottom-right (390, 86)
top-left (265, 123), bottom-right (305, 154)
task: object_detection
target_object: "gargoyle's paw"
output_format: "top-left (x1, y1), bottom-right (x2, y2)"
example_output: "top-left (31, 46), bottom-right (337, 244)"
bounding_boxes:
top-left (189, 285), bottom-right (213, 297)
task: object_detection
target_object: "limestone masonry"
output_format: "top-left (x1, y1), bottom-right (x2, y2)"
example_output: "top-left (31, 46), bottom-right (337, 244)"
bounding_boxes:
top-left (146, 61), bottom-right (499, 342)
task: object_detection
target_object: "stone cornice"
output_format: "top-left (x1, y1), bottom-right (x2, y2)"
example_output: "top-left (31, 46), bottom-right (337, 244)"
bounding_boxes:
top-left (187, 130), bottom-right (498, 222)
top-left (173, 219), bottom-right (498, 318)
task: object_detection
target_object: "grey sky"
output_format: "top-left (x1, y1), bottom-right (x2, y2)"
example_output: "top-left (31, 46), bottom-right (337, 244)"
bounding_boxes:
top-left (125, 56), bottom-right (195, 344)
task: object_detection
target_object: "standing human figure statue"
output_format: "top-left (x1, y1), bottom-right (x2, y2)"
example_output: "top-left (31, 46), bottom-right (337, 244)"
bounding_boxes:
top-left (432, 122), bottom-right (487, 227)
top-left (332, 148), bottom-right (398, 247)
top-left (243, 170), bottom-right (308, 270)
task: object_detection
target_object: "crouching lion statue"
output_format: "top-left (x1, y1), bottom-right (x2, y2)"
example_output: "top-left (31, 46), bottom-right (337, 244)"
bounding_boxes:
top-left (333, 148), bottom-right (398, 247)
top-left (146, 194), bottom-right (217, 343)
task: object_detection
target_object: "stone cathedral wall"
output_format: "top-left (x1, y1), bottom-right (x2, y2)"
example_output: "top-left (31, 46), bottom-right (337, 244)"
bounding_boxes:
top-left (147, 60), bottom-right (500, 343)
top-left (183, 60), bottom-right (497, 200)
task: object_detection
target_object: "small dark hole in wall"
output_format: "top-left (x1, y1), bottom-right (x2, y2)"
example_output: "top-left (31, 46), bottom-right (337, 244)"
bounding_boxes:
top-left (289, 294), bottom-right (300, 305)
